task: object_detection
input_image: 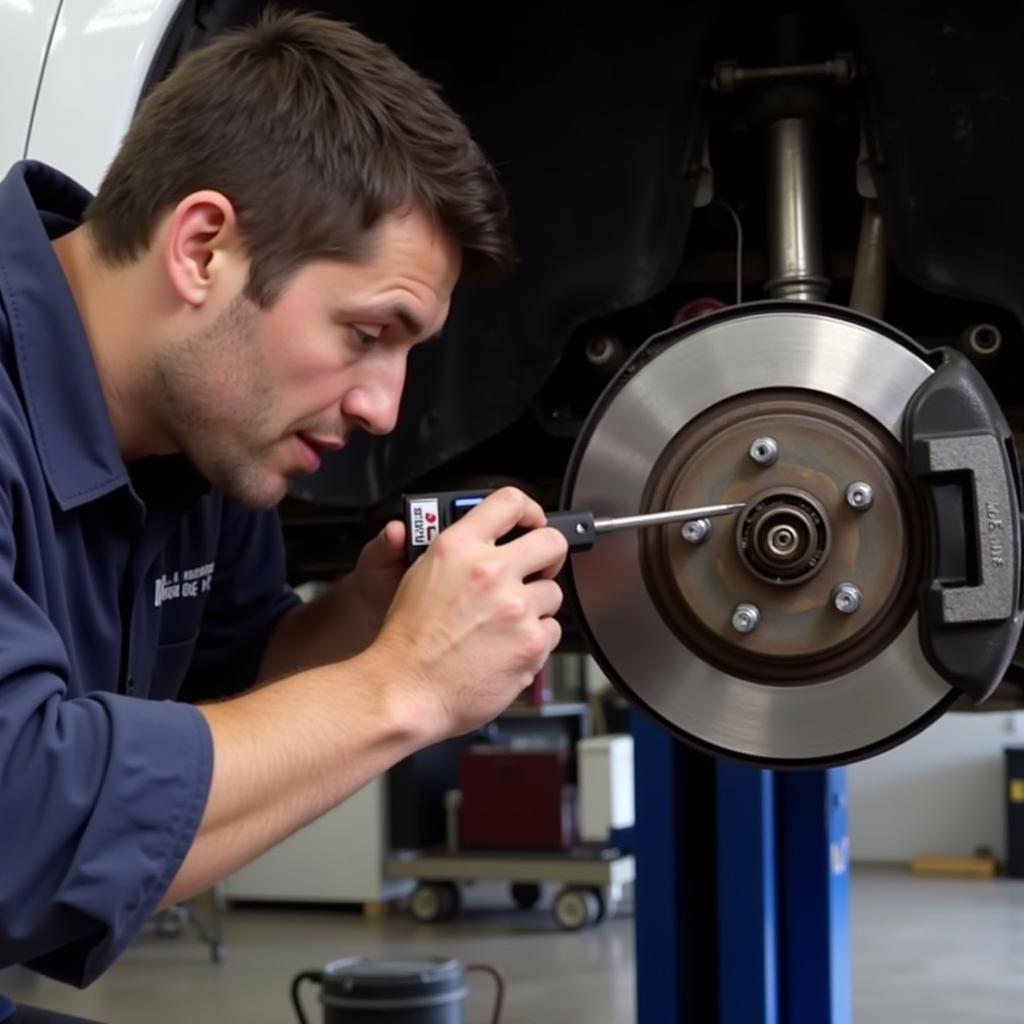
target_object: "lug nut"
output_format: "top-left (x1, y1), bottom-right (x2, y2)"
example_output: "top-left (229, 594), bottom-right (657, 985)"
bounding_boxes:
top-left (732, 602), bottom-right (762, 634)
top-left (749, 437), bottom-right (779, 467)
top-left (832, 583), bottom-right (862, 615)
top-left (845, 482), bottom-right (874, 511)
top-left (682, 518), bottom-right (712, 544)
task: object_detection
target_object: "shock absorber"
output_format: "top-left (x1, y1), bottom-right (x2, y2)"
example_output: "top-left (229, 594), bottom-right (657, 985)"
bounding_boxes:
top-left (765, 115), bottom-right (830, 301)
top-left (712, 41), bottom-right (854, 303)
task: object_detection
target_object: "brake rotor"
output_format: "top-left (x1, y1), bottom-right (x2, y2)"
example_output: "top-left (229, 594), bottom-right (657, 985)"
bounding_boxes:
top-left (564, 305), bottom-right (955, 767)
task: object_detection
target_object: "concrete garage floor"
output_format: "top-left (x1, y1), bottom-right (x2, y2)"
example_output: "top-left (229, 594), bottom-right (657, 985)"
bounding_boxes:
top-left (4, 866), bottom-right (1024, 1023)
top-left (853, 865), bottom-right (1024, 1024)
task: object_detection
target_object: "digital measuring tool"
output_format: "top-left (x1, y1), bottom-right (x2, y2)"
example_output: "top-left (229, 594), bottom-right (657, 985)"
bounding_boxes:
top-left (403, 489), bottom-right (744, 564)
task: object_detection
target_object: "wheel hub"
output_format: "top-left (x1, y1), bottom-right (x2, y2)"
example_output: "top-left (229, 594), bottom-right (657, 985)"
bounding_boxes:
top-left (738, 489), bottom-right (828, 583)
top-left (639, 389), bottom-right (923, 684)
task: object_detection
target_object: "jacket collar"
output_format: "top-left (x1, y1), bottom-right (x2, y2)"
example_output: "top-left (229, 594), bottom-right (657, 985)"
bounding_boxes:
top-left (0, 161), bottom-right (208, 511)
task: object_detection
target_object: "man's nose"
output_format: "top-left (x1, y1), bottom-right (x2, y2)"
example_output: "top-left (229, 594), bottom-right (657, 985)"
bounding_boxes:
top-left (343, 364), bottom-right (405, 436)
top-left (366, 389), bottom-right (401, 435)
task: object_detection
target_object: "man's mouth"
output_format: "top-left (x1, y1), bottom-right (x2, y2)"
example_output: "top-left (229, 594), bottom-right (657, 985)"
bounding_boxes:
top-left (293, 432), bottom-right (343, 472)
top-left (299, 432), bottom-right (345, 453)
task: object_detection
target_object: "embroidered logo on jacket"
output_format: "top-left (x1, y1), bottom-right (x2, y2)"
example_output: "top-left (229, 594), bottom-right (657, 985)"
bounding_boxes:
top-left (154, 562), bottom-right (216, 607)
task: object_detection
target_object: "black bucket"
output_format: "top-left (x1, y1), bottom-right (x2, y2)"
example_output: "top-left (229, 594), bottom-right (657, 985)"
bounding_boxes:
top-left (291, 958), bottom-right (468, 1024)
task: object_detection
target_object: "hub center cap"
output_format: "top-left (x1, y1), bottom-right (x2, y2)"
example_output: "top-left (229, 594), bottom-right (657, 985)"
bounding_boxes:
top-left (739, 489), bottom-right (829, 584)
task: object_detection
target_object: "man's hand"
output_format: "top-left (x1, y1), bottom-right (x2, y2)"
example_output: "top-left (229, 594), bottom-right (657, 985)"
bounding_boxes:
top-left (259, 486), bottom-right (568, 731)
top-left (370, 487), bottom-right (569, 741)
top-left (341, 519), bottom-right (408, 652)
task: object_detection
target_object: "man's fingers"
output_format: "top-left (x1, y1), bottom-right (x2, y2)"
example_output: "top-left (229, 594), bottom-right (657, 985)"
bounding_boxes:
top-left (457, 487), bottom-right (547, 540)
top-left (525, 578), bottom-right (565, 619)
top-left (363, 520), bottom-right (406, 569)
top-left (381, 519), bottom-right (406, 554)
top-left (540, 616), bottom-right (563, 655)
top-left (507, 527), bottom-right (569, 581)
top-left (534, 553), bottom-right (567, 581)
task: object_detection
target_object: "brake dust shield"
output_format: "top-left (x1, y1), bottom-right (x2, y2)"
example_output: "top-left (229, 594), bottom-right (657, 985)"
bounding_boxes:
top-left (563, 306), bottom-right (956, 767)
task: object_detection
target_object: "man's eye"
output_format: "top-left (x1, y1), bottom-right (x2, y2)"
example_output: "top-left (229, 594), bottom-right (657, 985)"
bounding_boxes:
top-left (351, 323), bottom-right (383, 346)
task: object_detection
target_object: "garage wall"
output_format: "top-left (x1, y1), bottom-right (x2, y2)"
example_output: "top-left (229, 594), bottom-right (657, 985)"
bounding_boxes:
top-left (847, 711), bottom-right (1024, 863)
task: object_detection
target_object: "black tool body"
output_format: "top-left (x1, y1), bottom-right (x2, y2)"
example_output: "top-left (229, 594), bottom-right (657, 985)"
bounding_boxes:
top-left (403, 489), bottom-right (597, 565)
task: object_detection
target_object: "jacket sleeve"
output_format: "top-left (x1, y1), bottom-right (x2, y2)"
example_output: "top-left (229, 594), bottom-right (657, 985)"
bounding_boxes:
top-left (0, 497), bottom-right (213, 986)
top-left (179, 500), bottom-right (301, 702)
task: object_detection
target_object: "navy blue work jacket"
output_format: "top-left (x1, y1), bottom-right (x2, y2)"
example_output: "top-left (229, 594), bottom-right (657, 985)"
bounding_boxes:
top-left (0, 162), bottom-right (300, 992)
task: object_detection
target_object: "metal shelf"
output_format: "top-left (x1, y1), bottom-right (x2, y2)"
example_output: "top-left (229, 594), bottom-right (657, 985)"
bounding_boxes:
top-left (500, 702), bottom-right (588, 719)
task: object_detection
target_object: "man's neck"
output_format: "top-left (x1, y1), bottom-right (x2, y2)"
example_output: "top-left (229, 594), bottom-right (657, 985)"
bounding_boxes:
top-left (51, 226), bottom-right (169, 462)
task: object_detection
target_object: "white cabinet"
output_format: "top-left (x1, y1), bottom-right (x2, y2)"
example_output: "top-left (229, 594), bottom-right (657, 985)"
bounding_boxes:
top-left (577, 735), bottom-right (635, 843)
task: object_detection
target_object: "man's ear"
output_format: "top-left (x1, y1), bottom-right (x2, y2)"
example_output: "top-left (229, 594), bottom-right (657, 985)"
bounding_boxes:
top-left (163, 191), bottom-right (244, 307)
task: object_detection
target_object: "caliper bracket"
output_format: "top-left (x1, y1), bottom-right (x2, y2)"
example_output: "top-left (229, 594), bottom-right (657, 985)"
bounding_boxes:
top-left (904, 349), bottom-right (1024, 701)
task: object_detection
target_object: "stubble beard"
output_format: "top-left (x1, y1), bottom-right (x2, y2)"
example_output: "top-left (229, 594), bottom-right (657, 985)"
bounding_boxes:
top-left (148, 296), bottom-right (288, 509)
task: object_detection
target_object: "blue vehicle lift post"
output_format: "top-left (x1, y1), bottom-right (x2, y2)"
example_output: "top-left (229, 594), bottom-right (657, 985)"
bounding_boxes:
top-left (631, 710), bottom-right (851, 1024)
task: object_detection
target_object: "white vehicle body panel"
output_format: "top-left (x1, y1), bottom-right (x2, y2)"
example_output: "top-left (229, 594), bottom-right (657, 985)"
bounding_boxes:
top-left (26, 0), bottom-right (183, 192)
top-left (0, 0), bottom-right (64, 171)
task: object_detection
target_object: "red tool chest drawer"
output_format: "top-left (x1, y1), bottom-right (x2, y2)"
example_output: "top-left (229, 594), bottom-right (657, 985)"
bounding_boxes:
top-left (459, 747), bottom-right (577, 850)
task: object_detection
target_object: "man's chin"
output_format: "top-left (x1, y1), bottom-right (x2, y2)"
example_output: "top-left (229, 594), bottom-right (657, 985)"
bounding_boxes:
top-left (210, 465), bottom-right (290, 510)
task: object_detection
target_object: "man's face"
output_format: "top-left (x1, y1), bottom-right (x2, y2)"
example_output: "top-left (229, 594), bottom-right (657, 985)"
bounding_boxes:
top-left (149, 207), bottom-right (461, 508)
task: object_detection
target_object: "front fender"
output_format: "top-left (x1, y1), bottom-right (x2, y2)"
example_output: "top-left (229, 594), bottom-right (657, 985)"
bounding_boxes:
top-left (26, 0), bottom-right (185, 192)
top-left (0, 0), bottom-right (63, 171)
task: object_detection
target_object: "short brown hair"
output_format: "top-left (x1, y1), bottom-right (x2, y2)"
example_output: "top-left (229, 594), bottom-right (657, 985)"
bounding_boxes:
top-left (85, 10), bottom-right (511, 304)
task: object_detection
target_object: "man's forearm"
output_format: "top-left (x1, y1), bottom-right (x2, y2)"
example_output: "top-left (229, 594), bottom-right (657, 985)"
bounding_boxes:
top-left (160, 646), bottom-right (429, 908)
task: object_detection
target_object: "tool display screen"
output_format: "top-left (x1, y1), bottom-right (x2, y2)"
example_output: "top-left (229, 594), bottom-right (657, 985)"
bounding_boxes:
top-left (451, 495), bottom-right (486, 521)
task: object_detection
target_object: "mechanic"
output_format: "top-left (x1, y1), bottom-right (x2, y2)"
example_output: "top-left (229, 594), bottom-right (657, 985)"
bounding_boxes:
top-left (0, 12), bottom-right (568, 1022)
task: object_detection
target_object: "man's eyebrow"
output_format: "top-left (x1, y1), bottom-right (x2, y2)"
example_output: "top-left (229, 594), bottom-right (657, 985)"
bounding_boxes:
top-left (339, 303), bottom-right (443, 343)
top-left (386, 303), bottom-right (426, 338)
top-left (358, 303), bottom-right (426, 338)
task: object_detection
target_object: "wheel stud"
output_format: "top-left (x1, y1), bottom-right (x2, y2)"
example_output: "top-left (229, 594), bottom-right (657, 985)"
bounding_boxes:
top-left (845, 482), bottom-right (874, 511)
top-left (682, 518), bottom-right (712, 544)
top-left (732, 603), bottom-right (762, 634)
top-left (749, 437), bottom-right (779, 467)
top-left (832, 583), bottom-right (862, 615)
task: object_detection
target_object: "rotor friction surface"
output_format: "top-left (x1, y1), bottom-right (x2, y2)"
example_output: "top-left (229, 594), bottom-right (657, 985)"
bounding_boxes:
top-left (566, 309), bottom-right (954, 766)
